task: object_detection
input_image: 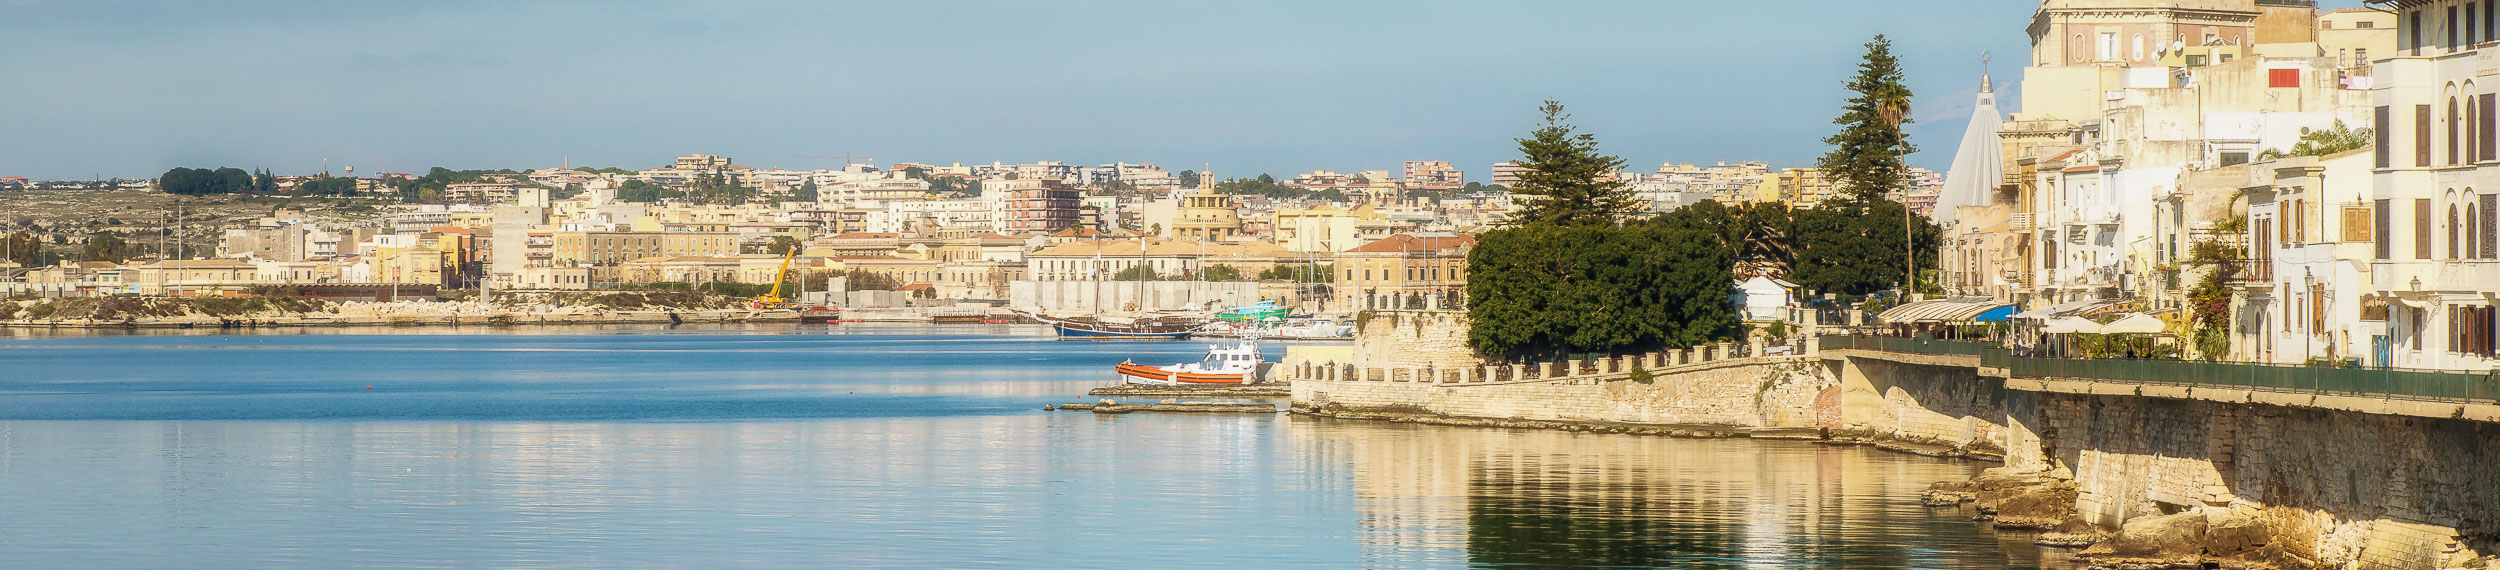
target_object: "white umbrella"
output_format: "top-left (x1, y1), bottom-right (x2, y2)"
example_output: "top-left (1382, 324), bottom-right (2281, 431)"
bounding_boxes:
top-left (2098, 313), bottom-right (2166, 335)
top-left (2042, 316), bottom-right (2103, 334)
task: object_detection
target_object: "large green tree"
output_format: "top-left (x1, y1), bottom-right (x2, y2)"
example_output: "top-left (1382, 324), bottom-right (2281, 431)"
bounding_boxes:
top-left (158, 167), bottom-right (253, 196)
top-left (1507, 100), bottom-right (1638, 225)
top-left (1818, 35), bottom-right (1916, 203)
top-left (4, 231), bottom-right (39, 266)
top-left (1467, 222), bottom-right (1737, 359)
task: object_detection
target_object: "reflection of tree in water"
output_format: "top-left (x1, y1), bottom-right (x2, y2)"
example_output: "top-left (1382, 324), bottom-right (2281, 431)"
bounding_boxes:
top-left (1453, 444), bottom-right (2041, 569)
top-left (1464, 460), bottom-right (1749, 568)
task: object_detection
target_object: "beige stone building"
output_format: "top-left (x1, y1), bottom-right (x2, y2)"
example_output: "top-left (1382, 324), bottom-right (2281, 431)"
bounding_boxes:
top-left (1333, 233), bottom-right (1474, 311)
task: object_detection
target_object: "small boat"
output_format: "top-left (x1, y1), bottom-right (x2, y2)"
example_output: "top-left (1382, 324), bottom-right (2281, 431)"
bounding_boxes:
top-left (1214, 301), bottom-right (1291, 322)
top-left (1116, 338), bottom-right (1265, 385)
top-left (1019, 310), bottom-right (1200, 339)
top-left (1190, 317), bottom-right (1353, 340)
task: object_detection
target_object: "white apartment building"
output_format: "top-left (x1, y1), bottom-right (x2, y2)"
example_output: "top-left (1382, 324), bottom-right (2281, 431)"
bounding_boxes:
top-left (2364, 0), bottom-right (2500, 370)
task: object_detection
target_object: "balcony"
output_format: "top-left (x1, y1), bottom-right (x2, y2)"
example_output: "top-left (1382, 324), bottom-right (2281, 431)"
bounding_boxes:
top-left (2009, 213), bottom-right (2034, 232)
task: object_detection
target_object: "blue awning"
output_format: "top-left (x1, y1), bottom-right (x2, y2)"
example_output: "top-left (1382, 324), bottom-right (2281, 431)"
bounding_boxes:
top-left (1972, 304), bottom-right (2017, 323)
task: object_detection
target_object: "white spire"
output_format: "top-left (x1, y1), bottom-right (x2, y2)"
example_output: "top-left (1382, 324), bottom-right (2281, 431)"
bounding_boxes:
top-left (1931, 63), bottom-right (2004, 226)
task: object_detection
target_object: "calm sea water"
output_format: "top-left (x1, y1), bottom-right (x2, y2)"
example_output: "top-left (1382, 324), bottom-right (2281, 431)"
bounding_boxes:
top-left (0, 325), bottom-right (2076, 569)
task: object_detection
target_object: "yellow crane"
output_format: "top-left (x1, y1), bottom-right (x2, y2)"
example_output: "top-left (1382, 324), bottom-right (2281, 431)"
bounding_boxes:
top-left (752, 247), bottom-right (798, 310)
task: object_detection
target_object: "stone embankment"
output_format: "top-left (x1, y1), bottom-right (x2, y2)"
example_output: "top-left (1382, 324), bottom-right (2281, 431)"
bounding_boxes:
top-left (1085, 384), bottom-right (1292, 399)
top-left (1049, 399), bottom-right (1280, 414)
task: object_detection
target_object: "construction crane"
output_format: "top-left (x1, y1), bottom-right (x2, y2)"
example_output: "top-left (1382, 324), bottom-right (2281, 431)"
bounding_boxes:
top-left (791, 152), bottom-right (875, 168)
top-left (752, 247), bottom-right (799, 310)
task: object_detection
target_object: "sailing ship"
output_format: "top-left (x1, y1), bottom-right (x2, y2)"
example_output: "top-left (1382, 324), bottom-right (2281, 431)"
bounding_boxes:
top-left (1022, 311), bottom-right (1200, 339)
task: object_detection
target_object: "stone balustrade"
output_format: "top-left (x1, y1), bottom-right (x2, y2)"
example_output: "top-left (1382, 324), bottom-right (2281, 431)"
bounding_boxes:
top-left (1286, 339), bottom-right (1815, 387)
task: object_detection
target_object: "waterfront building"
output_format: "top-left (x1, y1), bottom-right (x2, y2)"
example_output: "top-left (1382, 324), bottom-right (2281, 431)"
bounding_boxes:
top-left (1272, 204), bottom-right (1395, 254)
top-left (2361, 0), bottom-right (2500, 370)
top-left (1166, 191), bottom-right (1245, 242)
top-left (1333, 233), bottom-right (1474, 311)
top-left (550, 231), bottom-right (740, 269)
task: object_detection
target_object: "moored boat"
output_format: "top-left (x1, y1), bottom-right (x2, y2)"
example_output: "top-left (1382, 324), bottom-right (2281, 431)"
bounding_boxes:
top-left (1020, 310), bottom-right (1201, 340)
top-left (1115, 338), bottom-right (1265, 385)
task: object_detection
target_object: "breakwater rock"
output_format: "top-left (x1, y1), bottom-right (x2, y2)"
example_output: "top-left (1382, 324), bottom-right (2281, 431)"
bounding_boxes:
top-left (1051, 399), bottom-right (1280, 414)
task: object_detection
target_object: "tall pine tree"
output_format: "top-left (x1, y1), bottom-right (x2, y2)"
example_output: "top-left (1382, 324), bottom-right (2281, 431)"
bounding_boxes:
top-left (1508, 100), bottom-right (1637, 226)
top-left (1818, 35), bottom-right (1916, 204)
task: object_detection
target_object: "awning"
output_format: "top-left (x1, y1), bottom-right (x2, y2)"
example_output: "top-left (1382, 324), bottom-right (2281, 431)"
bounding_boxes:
top-left (2043, 316), bottom-right (2103, 334)
top-left (2016, 299), bottom-right (2137, 320)
top-left (1878, 300), bottom-right (2017, 324)
top-left (2098, 313), bottom-right (2167, 334)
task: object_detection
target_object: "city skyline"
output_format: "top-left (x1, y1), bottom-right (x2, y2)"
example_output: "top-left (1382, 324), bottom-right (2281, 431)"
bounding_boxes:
top-left (0, 0), bottom-right (2364, 181)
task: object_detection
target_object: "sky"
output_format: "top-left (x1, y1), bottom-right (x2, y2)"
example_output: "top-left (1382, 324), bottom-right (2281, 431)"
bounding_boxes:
top-left (0, 0), bottom-right (2372, 182)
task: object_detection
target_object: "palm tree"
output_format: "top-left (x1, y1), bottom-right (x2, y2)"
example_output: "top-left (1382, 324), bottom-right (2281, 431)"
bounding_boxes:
top-left (2258, 121), bottom-right (2373, 160)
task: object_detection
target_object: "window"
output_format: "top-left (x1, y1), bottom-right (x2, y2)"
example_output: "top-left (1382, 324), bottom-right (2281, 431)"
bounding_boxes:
top-left (2454, 97), bottom-right (2465, 165)
top-left (2419, 198), bottom-right (2436, 259)
top-left (2486, 194), bottom-right (2500, 258)
top-left (2482, 93), bottom-right (2496, 161)
top-left (2359, 21), bottom-right (2376, 30)
top-left (2134, 34), bottom-right (2146, 61)
top-left (2453, 5), bottom-right (2463, 49)
top-left (2345, 204), bottom-right (2375, 243)
top-left (2376, 199), bottom-right (2394, 259)
top-left (2378, 106), bottom-right (2394, 168)
top-left (2421, 105), bottom-right (2436, 167)
top-left (2270, 68), bottom-right (2300, 88)
top-left (2415, 10), bottom-right (2426, 56)
top-left (2100, 32), bottom-right (2119, 61)
top-left (2476, 4), bottom-right (2483, 45)
top-left (2452, 204), bottom-right (2463, 259)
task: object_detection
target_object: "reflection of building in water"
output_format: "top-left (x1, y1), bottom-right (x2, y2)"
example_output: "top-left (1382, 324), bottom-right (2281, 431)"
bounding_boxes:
top-left (1295, 422), bottom-right (2035, 568)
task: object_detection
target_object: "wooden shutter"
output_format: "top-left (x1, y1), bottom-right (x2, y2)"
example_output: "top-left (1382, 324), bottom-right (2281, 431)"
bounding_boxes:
top-left (2485, 194), bottom-right (2499, 258)
top-left (2418, 198), bottom-right (2435, 259)
top-left (2482, 94), bottom-right (2496, 161)
top-left (2378, 106), bottom-right (2394, 168)
top-left (2270, 68), bottom-right (2300, 88)
top-left (2377, 199), bottom-right (2394, 259)
top-left (2279, 202), bottom-right (2291, 245)
top-left (2420, 105), bottom-right (2436, 167)
top-left (2345, 204), bottom-right (2374, 243)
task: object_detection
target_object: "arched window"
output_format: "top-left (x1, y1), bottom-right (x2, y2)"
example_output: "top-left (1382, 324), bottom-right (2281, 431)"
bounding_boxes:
top-left (2470, 199), bottom-right (2483, 259)
top-left (2452, 96), bottom-right (2464, 165)
top-left (2450, 203), bottom-right (2462, 259)
top-left (2134, 34), bottom-right (2147, 62)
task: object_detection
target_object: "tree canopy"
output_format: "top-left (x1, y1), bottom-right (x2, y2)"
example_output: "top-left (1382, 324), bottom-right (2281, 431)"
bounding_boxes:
top-left (1817, 35), bottom-right (1916, 203)
top-left (1506, 100), bottom-right (1638, 225)
top-left (1466, 221), bottom-right (1738, 359)
top-left (159, 167), bottom-right (253, 196)
top-left (2259, 120), bottom-right (2372, 160)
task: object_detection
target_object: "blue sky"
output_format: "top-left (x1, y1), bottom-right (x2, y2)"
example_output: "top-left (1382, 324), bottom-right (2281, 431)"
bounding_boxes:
top-left (0, 0), bottom-right (2368, 181)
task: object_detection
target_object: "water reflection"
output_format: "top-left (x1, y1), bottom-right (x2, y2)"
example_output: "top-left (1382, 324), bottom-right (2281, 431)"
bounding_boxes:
top-left (1300, 423), bottom-right (2074, 569)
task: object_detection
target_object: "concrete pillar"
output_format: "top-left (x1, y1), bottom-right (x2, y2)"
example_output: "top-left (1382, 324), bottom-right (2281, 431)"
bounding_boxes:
top-left (1509, 364), bottom-right (1524, 382)
top-left (1750, 337), bottom-right (1766, 359)
top-left (1804, 334), bottom-right (1821, 356)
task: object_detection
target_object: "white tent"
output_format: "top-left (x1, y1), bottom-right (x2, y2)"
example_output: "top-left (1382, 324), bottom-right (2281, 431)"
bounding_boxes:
top-left (1930, 72), bottom-right (2004, 225)
top-left (2042, 316), bottom-right (2103, 334)
top-left (2098, 313), bottom-right (2167, 335)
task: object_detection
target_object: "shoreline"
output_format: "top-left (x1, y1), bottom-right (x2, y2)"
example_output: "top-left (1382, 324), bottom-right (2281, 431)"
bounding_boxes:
top-left (0, 310), bottom-right (801, 329)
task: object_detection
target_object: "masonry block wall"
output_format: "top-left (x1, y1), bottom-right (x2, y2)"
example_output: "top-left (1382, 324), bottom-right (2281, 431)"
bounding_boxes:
top-left (1293, 358), bottom-right (1833, 428)
top-left (2025, 392), bottom-right (2500, 569)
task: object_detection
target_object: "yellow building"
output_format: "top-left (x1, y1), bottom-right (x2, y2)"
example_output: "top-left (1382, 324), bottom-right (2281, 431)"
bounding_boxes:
top-left (1272, 204), bottom-right (1394, 253)
top-left (1333, 234), bottom-right (1474, 311)
top-left (1168, 191), bottom-right (1245, 241)
top-left (551, 231), bottom-right (740, 268)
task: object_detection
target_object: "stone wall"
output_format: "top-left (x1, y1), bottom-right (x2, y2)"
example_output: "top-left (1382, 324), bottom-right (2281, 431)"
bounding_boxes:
top-left (1349, 310), bottom-right (1481, 370)
top-left (1291, 357), bottom-right (1833, 429)
top-left (1836, 357), bottom-right (2017, 457)
top-left (2015, 392), bottom-right (2500, 569)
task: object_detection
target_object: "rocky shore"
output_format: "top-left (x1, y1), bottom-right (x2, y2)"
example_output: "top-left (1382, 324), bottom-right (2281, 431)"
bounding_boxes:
top-left (1050, 399), bottom-right (1280, 414)
top-left (1084, 384), bottom-right (1292, 399)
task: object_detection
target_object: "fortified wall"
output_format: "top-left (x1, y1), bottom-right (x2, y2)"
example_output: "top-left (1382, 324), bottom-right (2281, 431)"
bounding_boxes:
top-left (1288, 310), bottom-right (1834, 431)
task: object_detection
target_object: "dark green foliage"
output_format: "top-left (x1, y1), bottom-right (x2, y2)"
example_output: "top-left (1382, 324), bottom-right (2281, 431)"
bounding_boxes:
top-left (1200, 264), bottom-right (1245, 281)
top-left (1214, 175), bottom-right (1344, 202)
top-left (1258, 263), bottom-right (1334, 283)
top-left (81, 232), bottom-right (141, 262)
top-left (1817, 35), bottom-right (1916, 203)
top-left (1112, 265), bottom-right (1162, 281)
top-left (614, 179), bottom-right (676, 203)
top-left (291, 176), bottom-right (359, 196)
top-left (159, 167), bottom-right (253, 196)
top-left (928, 176), bottom-right (978, 197)
top-left (1786, 199), bottom-right (1939, 296)
top-left (4, 232), bottom-right (37, 266)
top-left (793, 180), bottom-right (819, 202)
top-left (1507, 100), bottom-right (1638, 225)
top-left (1465, 221), bottom-right (1738, 360)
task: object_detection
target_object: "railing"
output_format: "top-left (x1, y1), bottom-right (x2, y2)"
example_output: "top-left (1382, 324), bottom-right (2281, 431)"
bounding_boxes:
top-left (2011, 358), bottom-right (2500, 403)
top-left (1819, 334), bottom-right (2500, 404)
top-left (1819, 335), bottom-right (1998, 358)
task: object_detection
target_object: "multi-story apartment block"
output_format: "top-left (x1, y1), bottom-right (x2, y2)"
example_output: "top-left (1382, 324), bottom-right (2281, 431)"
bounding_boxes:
top-left (1402, 161), bottom-right (1463, 190)
top-left (550, 231), bottom-right (740, 268)
top-left (2363, 0), bottom-right (2500, 370)
top-left (1490, 161), bottom-right (1526, 187)
top-left (993, 179), bottom-right (1079, 233)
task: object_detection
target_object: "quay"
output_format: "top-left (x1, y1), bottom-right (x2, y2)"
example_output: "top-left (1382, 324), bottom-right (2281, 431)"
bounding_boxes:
top-left (1280, 310), bottom-right (2500, 570)
top-left (1050, 400), bottom-right (1280, 414)
top-left (1085, 384), bottom-right (1291, 399)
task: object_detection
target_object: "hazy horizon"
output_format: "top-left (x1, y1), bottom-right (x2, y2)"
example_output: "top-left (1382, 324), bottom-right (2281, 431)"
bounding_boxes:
top-left (0, 0), bottom-right (2368, 182)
